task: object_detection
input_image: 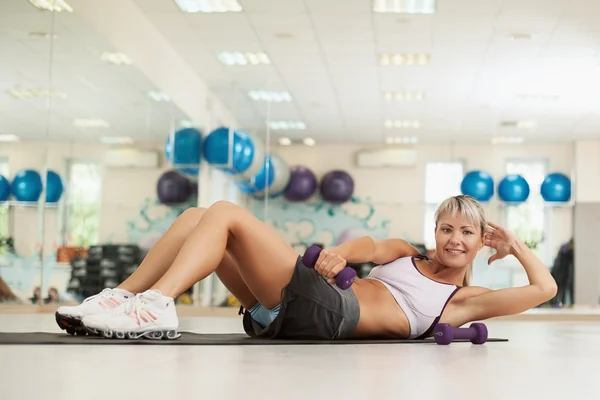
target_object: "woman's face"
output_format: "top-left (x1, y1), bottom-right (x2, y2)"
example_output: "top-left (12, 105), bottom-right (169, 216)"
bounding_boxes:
top-left (434, 212), bottom-right (484, 268)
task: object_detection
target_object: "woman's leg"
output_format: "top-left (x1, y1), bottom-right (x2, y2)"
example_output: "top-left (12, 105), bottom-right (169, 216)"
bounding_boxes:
top-left (118, 207), bottom-right (257, 309)
top-left (151, 201), bottom-right (298, 309)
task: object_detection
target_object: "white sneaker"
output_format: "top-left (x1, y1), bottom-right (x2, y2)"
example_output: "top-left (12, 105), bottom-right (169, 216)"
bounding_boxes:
top-left (55, 288), bottom-right (133, 336)
top-left (81, 290), bottom-right (180, 340)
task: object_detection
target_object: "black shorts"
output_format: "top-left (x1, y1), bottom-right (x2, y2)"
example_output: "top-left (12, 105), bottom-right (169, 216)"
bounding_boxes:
top-left (242, 256), bottom-right (360, 340)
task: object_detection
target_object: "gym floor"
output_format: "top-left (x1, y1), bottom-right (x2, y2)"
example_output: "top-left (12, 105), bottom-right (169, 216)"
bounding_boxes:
top-left (1, 313), bottom-right (598, 400)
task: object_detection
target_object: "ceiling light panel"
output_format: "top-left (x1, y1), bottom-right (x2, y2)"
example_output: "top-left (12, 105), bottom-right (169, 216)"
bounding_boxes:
top-left (148, 91), bottom-right (171, 102)
top-left (6, 87), bottom-right (66, 100)
top-left (278, 137), bottom-right (292, 146)
top-left (383, 90), bottom-right (425, 101)
top-left (303, 138), bottom-right (316, 146)
top-left (386, 136), bottom-right (418, 144)
top-left (0, 134), bottom-right (20, 142)
top-left (217, 52), bottom-right (270, 66)
top-left (29, 0), bottom-right (73, 12)
top-left (101, 52), bottom-right (133, 65)
top-left (74, 119), bottom-right (110, 128)
top-left (516, 94), bottom-right (559, 102)
top-left (173, 0), bottom-right (242, 13)
top-left (100, 136), bottom-right (134, 145)
top-left (384, 120), bottom-right (421, 129)
top-left (269, 121), bottom-right (306, 130)
top-left (374, 0), bottom-right (436, 14)
top-left (491, 136), bottom-right (524, 145)
top-left (379, 53), bottom-right (430, 66)
top-left (248, 91), bottom-right (293, 102)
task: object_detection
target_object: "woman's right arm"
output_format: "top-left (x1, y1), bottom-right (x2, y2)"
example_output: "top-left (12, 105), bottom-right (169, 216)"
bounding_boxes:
top-left (329, 236), bottom-right (421, 265)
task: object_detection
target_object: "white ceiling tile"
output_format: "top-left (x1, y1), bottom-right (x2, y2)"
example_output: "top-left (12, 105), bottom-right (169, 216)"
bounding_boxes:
top-left (240, 0), bottom-right (307, 13)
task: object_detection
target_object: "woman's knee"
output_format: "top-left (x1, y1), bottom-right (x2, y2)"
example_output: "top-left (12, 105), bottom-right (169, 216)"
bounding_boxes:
top-left (178, 207), bottom-right (208, 225)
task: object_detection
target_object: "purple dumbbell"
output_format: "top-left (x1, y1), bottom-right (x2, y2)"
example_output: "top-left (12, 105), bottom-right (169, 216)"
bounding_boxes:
top-left (302, 245), bottom-right (357, 290)
top-left (433, 323), bottom-right (488, 345)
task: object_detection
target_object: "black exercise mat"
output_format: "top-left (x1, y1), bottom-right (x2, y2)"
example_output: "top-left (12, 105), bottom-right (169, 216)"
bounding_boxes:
top-left (0, 332), bottom-right (508, 345)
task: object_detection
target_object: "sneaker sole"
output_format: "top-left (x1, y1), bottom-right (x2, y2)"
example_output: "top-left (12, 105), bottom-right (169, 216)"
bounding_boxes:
top-left (55, 312), bottom-right (93, 336)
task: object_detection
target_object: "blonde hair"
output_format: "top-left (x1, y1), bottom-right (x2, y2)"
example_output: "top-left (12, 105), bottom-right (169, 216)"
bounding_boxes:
top-left (434, 195), bottom-right (487, 286)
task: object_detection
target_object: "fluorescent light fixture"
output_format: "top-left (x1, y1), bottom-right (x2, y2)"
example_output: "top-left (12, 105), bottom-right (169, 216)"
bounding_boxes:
top-left (148, 91), bottom-right (171, 102)
top-left (499, 120), bottom-right (537, 129)
top-left (374, 0), bottom-right (436, 14)
top-left (509, 33), bottom-right (533, 40)
top-left (100, 136), bottom-right (134, 145)
top-left (383, 90), bottom-right (425, 101)
top-left (179, 120), bottom-right (195, 128)
top-left (384, 119), bottom-right (421, 129)
top-left (303, 137), bottom-right (316, 146)
top-left (248, 90), bottom-right (293, 102)
top-left (217, 52), bottom-right (270, 66)
top-left (516, 94), bottom-right (559, 102)
top-left (0, 134), bottom-right (20, 142)
top-left (491, 136), bottom-right (524, 145)
top-left (173, 0), bottom-right (243, 13)
top-left (278, 137), bottom-right (292, 146)
top-left (386, 136), bottom-right (418, 144)
top-left (6, 87), bottom-right (66, 100)
top-left (269, 121), bottom-right (306, 130)
top-left (74, 119), bottom-right (110, 128)
top-left (29, 32), bottom-right (58, 39)
top-left (379, 53), bottom-right (430, 66)
top-left (29, 0), bottom-right (73, 12)
top-left (101, 52), bottom-right (133, 65)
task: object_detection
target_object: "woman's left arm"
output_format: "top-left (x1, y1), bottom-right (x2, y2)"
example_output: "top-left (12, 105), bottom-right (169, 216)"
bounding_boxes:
top-left (460, 222), bottom-right (558, 320)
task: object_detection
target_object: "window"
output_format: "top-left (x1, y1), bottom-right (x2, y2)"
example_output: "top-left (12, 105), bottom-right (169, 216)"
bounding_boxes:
top-left (423, 162), bottom-right (464, 249)
top-left (66, 161), bottom-right (102, 247)
top-left (504, 159), bottom-right (548, 263)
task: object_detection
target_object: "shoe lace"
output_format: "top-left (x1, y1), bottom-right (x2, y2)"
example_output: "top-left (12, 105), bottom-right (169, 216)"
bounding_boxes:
top-left (122, 293), bottom-right (146, 322)
top-left (83, 288), bottom-right (113, 303)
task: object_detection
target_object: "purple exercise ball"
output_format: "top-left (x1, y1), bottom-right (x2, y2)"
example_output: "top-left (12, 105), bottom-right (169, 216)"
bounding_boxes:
top-left (157, 170), bottom-right (192, 205)
top-left (284, 166), bottom-right (318, 201)
top-left (320, 170), bottom-right (355, 203)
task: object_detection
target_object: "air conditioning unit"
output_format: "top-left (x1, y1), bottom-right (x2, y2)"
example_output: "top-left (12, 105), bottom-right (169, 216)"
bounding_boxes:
top-left (356, 148), bottom-right (417, 168)
top-left (104, 149), bottom-right (160, 168)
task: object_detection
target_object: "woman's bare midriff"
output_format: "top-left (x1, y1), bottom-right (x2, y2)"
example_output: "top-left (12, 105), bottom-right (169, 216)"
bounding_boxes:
top-left (347, 278), bottom-right (411, 339)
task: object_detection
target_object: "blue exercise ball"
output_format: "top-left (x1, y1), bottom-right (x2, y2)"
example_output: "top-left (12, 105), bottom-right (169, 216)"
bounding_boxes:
top-left (541, 173), bottom-right (571, 202)
top-left (460, 170), bottom-right (494, 202)
top-left (11, 169), bottom-right (43, 202)
top-left (0, 175), bottom-right (9, 202)
top-left (203, 127), bottom-right (260, 177)
top-left (236, 156), bottom-right (275, 195)
top-left (165, 127), bottom-right (202, 177)
top-left (498, 174), bottom-right (530, 203)
top-left (46, 170), bottom-right (64, 203)
top-left (254, 154), bottom-right (291, 199)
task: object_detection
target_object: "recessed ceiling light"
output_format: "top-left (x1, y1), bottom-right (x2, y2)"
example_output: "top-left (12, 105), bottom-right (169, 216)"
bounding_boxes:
top-left (383, 90), bottom-right (425, 101)
top-left (303, 138), bottom-right (316, 146)
top-left (509, 33), bottom-right (533, 40)
top-left (386, 136), bottom-right (418, 144)
top-left (74, 119), bottom-right (110, 128)
top-left (29, 32), bottom-right (58, 39)
top-left (278, 137), bottom-right (292, 146)
top-left (173, 0), bottom-right (242, 13)
top-left (269, 121), bottom-right (306, 131)
top-left (0, 134), bottom-right (20, 142)
top-left (6, 87), bottom-right (66, 100)
top-left (148, 91), bottom-right (171, 102)
top-left (29, 0), bottom-right (73, 12)
top-left (374, 0), bottom-right (436, 14)
top-left (379, 53), bottom-right (430, 66)
top-left (248, 90), bottom-right (293, 102)
top-left (100, 136), bottom-right (134, 145)
top-left (384, 119), bottom-right (421, 129)
top-left (217, 52), bottom-right (270, 66)
top-left (179, 120), bottom-right (195, 128)
top-left (491, 136), bottom-right (524, 145)
top-left (101, 52), bottom-right (132, 65)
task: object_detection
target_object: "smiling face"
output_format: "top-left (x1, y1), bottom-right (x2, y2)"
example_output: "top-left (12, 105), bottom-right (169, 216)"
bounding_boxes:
top-left (433, 195), bottom-right (487, 270)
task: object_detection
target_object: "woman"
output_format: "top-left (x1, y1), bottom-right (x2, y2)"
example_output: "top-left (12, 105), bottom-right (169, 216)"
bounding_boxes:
top-left (56, 195), bottom-right (557, 340)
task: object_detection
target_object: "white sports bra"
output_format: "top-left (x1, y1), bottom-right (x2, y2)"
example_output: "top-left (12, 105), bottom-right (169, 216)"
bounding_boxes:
top-left (367, 255), bottom-right (461, 339)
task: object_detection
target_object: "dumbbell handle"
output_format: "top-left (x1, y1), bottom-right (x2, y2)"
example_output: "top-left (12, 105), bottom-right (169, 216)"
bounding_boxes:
top-left (302, 245), bottom-right (357, 290)
top-left (452, 327), bottom-right (478, 340)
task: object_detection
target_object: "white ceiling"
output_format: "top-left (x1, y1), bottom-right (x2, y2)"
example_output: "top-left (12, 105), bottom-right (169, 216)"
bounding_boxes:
top-left (3, 0), bottom-right (600, 144)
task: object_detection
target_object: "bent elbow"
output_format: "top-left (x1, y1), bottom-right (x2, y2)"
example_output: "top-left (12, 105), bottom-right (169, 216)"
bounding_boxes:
top-left (541, 283), bottom-right (558, 300)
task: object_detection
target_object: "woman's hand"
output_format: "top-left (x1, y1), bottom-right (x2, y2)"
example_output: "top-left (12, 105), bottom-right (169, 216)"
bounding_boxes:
top-left (314, 249), bottom-right (348, 284)
top-left (484, 221), bottom-right (519, 265)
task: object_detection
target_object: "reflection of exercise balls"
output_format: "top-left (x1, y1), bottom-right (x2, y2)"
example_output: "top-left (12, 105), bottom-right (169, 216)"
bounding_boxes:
top-left (165, 127), bottom-right (202, 177)
top-left (203, 127), bottom-right (265, 180)
top-left (541, 173), bottom-right (571, 202)
top-left (0, 175), bottom-right (9, 202)
top-left (498, 174), bottom-right (530, 203)
top-left (156, 170), bottom-right (192, 205)
top-left (320, 170), bottom-right (355, 203)
top-left (236, 156), bottom-right (275, 195)
top-left (284, 166), bottom-right (318, 201)
top-left (11, 170), bottom-right (43, 202)
top-left (254, 154), bottom-right (291, 199)
top-left (336, 228), bottom-right (368, 245)
top-left (46, 170), bottom-right (64, 203)
top-left (460, 170), bottom-right (494, 202)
